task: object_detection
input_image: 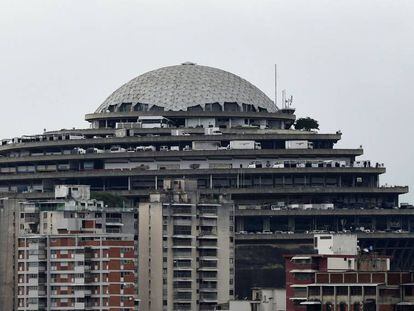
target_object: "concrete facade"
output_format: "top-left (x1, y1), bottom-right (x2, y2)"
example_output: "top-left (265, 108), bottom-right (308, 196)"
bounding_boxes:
top-left (139, 179), bottom-right (234, 311)
top-left (0, 63), bottom-right (411, 307)
top-left (0, 198), bottom-right (20, 311)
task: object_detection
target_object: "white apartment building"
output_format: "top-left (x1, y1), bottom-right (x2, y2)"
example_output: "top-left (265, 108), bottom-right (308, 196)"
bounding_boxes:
top-left (139, 179), bottom-right (235, 311)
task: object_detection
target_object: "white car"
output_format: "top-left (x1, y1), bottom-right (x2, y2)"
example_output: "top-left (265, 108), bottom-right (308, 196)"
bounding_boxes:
top-left (110, 146), bottom-right (126, 153)
top-left (144, 146), bottom-right (156, 151)
top-left (72, 147), bottom-right (86, 155)
top-left (86, 148), bottom-right (104, 154)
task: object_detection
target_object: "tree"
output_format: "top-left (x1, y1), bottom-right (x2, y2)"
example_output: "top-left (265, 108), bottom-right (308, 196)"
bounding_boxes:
top-left (294, 117), bottom-right (319, 131)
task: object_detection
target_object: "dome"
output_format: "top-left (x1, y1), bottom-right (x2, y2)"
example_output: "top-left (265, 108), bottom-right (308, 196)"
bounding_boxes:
top-left (96, 63), bottom-right (277, 113)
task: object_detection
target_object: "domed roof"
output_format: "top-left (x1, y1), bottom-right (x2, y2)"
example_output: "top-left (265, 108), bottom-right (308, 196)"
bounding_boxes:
top-left (96, 63), bottom-right (277, 113)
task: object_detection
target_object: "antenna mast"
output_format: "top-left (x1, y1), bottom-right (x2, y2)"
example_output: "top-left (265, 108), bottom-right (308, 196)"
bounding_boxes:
top-left (274, 64), bottom-right (278, 109)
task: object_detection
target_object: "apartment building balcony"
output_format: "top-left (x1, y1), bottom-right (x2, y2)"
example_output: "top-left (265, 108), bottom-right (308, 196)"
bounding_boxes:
top-left (198, 228), bottom-right (218, 237)
top-left (199, 275), bottom-right (218, 281)
top-left (198, 213), bottom-right (218, 219)
top-left (200, 297), bottom-right (218, 303)
top-left (105, 218), bottom-right (123, 226)
top-left (172, 207), bottom-right (193, 216)
top-left (27, 254), bottom-right (46, 261)
top-left (50, 302), bottom-right (85, 310)
top-left (28, 289), bottom-right (46, 297)
top-left (199, 219), bottom-right (217, 227)
top-left (198, 240), bottom-right (218, 248)
top-left (27, 265), bottom-right (46, 274)
top-left (27, 277), bottom-right (46, 286)
top-left (172, 233), bottom-right (194, 238)
top-left (199, 286), bottom-right (217, 292)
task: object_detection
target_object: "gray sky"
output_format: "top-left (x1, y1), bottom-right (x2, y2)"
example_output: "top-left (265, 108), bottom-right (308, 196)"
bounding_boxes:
top-left (0, 0), bottom-right (413, 202)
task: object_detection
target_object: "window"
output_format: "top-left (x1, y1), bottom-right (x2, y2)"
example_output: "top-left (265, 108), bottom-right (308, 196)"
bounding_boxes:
top-left (337, 286), bottom-right (348, 295)
top-left (294, 272), bottom-right (313, 281)
top-left (322, 286), bottom-right (334, 295)
top-left (365, 286), bottom-right (376, 295)
top-left (350, 286), bottom-right (362, 295)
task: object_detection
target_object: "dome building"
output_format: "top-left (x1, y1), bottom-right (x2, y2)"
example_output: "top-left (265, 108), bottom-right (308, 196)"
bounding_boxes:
top-left (0, 63), bottom-right (410, 311)
top-left (96, 62), bottom-right (277, 113)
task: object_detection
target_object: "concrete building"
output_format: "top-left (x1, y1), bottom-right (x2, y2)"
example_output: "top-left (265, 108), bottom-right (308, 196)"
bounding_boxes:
top-left (313, 234), bottom-right (358, 256)
top-left (16, 185), bottom-right (139, 311)
top-left (17, 234), bottom-right (137, 311)
top-left (138, 179), bottom-right (234, 311)
top-left (251, 288), bottom-right (286, 311)
top-left (0, 197), bottom-right (20, 310)
top-left (0, 63), bottom-right (411, 307)
top-left (215, 288), bottom-right (285, 311)
top-left (285, 234), bottom-right (414, 311)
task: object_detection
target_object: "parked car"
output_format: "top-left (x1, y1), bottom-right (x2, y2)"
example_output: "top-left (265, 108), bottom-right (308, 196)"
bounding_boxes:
top-left (86, 147), bottom-right (104, 154)
top-left (109, 146), bottom-right (126, 153)
top-left (144, 145), bottom-right (156, 151)
top-left (72, 147), bottom-right (86, 155)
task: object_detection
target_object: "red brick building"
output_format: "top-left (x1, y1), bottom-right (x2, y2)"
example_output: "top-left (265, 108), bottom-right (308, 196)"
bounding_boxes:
top-left (285, 235), bottom-right (414, 310)
top-left (18, 234), bottom-right (138, 310)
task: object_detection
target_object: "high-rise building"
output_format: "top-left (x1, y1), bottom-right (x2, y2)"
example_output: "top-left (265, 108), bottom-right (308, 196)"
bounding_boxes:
top-left (0, 63), bottom-right (411, 309)
top-left (17, 234), bottom-right (137, 311)
top-left (16, 185), bottom-right (139, 311)
top-left (138, 179), bottom-right (234, 311)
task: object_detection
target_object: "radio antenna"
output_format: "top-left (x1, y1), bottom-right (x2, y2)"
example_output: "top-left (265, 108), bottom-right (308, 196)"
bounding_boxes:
top-left (274, 64), bottom-right (278, 109)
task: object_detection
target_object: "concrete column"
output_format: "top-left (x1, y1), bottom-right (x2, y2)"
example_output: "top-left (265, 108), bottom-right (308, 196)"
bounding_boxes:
top-left (263, 218), bottom-right (270, 231)
top-left (371, 217), bottom-right (377, 231)
top-left (288, 217), bottom-right (295, 231)
top-left (210, 174), bottom-right (213, 189)
top-left (236, 217), bottom-right (245, 232)
top-left (128, 177), bottom-right (131, 191)
top-left (386, 218), bottom-right (391, 230)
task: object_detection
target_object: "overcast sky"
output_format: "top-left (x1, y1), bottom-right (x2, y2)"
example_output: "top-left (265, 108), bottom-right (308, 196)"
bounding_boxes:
top-left (0, 0), bottom-right (413, 202)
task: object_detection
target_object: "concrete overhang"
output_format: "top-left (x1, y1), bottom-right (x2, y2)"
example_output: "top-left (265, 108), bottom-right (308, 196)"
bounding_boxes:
top-left (236, 208), bottom-right (412, 216)
top-left (0, 167), bottom-right (385, 181)
top-left (0, 149), bottom-right (363, 164)
top-left (0, 134), bottom-right (344, 153)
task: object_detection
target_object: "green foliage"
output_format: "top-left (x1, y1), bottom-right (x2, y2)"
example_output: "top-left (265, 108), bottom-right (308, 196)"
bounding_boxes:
top-left (294, 117), bottom-right (319, 131)
top-left (91, 192), bottom-right (125, 208)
